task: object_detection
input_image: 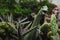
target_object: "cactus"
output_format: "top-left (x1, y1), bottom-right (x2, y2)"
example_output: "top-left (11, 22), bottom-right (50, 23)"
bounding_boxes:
top-left (50, 14), bottom-right (59, 40)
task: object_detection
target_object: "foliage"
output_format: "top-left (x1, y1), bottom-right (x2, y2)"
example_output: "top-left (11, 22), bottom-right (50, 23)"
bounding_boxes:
top-left (0, 0), bottom-right (57, 17)
top-left (0, 0), bottom-right (60, 40)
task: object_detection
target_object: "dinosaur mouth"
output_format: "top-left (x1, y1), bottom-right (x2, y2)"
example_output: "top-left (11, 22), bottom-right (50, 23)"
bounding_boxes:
top-left (43, 10), bottom-right (48, 13)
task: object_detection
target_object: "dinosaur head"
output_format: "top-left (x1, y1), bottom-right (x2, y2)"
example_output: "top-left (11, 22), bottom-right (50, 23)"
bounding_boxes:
top-left (41, 6), bottom-right (48, 13)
